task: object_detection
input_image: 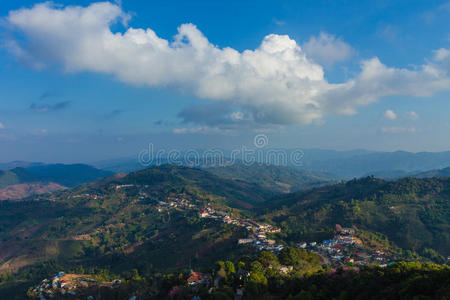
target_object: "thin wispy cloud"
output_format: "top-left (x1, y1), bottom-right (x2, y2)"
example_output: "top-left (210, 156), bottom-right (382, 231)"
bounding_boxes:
top-left (404, 111), bottom-right (419, 121)
top-left (38, 91), bottom-right (60, 101)
top-left (103, 109), bottom-right (124, 120)
top-left (381, 126), bottom-right (416, 134)
top-left (30, 101), bottom-right (71, 112)
top-left (173, 126), bottom-right (235, 135)
top-left (29, 129), bottom-right (48, 136)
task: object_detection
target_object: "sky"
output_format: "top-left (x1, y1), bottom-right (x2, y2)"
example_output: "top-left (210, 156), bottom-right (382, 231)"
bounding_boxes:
top-left (1, 0), bottom-right (450, 163)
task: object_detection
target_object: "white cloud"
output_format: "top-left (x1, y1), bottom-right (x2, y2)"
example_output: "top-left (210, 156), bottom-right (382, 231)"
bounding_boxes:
top-left (29, 129), bottom-right (48, 136)
top-left (383, 109), bottom-right (397, 120)
top-left (0, 122), bottom-right (5, 129)
top-left (381, 126), bottom-right (416, 134)
top-left (173, 126), bottom-right (234, 135)
top-left (303, 32), bottom-right (354, 67)
top-left (5, 2), bottom-right (450, 127)
top-left (404, 111), bottom-right (419, 120)
top-left (274, 19), bottom-right (286, 26)
top-left (230, 111), bottom-right (244, 121)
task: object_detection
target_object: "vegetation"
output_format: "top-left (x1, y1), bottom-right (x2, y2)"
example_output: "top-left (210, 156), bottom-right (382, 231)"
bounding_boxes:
top-left (264, 176), bottom-right (450, 258)
top-left (207, 163), bottom-right (332, 193)
top-left (0, 165), bottom-right (449, 298)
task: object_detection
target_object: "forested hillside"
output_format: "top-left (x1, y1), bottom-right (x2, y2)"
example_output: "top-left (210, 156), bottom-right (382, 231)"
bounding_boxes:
top-left (207, 163), bottom-right (332, 193)
top-left (264, 176), bottom-right (450, 259)
top-left (0, 166), bottom-right (449, 299)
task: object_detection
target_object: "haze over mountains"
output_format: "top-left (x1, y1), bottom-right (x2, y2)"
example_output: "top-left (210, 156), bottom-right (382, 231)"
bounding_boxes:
top-left (2, 148), bottom-right (450, 203)
top-left (91, 148), bottom-right (450, 179)
top-left (0, 164), bottom-right (114, 200)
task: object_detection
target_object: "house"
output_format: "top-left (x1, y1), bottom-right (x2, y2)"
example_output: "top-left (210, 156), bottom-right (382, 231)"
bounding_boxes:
top-left (297, 242), bottom-right (307, 248)
top-left (354, 252), bottom-right (369, 259)
top-left (238, 238), bottom-right (254, 245)
top-left (341, 228), bottom-right (355, 235)
top-left (199, 210), bottom-right (209, 218)
top-left (268, 227), bottom-right (282, 233)
top-left (332, 244), bottom-right (346, 251)
top-left (187, 271), bottom-right (205, 285)
top-left (279, 265), bottom-right (293, 274)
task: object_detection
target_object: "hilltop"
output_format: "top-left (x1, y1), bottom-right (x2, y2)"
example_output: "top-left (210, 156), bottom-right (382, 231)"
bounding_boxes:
top-left (206, 163), bottom-right (332, 193)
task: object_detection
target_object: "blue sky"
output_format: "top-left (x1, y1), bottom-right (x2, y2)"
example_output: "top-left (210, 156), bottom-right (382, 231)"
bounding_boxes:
top-left (1, 0), bottom-right (450, 163)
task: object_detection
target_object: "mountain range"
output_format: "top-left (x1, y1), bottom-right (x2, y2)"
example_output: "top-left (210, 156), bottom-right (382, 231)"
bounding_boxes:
top-left (90, 149), bottom-right (450, 179)
top-left (0, 164), bottom-right (449, 298)
top-left (0, 164), bottom-right (114, 200)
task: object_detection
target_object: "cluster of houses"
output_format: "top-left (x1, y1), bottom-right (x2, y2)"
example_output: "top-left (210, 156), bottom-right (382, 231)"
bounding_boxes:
top-left (28, 273), bottom-right (122, 300)
top-left (173, 270), bottom-right (247, 300)
top-left (295, 226), bottom-right (392, 267)
top-left (79, 187), bottom-right (394, 269)
top-left (156, 195), bottom-right (196, 212)
top-left (198, 207), bottom-right (285, 252)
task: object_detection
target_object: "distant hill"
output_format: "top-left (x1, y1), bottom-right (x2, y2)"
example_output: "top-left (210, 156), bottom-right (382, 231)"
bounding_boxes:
top-left (206, 163), bottom-right (333, 193)
top-left (0, 182), bottom-right (66, 200)
top-left (414, 167), bottom-right (450, 178)
top-left (0, 168), bottom-right (39, 188)
top-left (120, 165), bottom-right (275, 209)
top-left (0, 161), bottom-right (45, 170)
top-left (302, 150), bottom-right (450, 178)
top-left (26, 164), bottom-right (114, 187)
top-left (91, 157), bottom-right (145, 173)
top-left (265, 176), bottom-right (450, 257)
top-left (0, 164), bottom-right (114, 197)
top-left (93, 149), bottom-right (450, 180)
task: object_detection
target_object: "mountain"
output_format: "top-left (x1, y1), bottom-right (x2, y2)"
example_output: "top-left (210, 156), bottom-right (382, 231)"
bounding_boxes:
top-left (25, 164), bottom-right (115, 187)
top-left (206, 163), bottom-right (333, 193)
top-left (0, 165), bottom-right (449, 298)
top-left (414, 166), bottom-right (450, 178)
top-left (91, 157), bottom-right (145, 173)
top-left (0, 165), bottom-right (273, 274)
top-left (0, 161), bottom-right (45, 170)
top-left (94, 149), bottom-right (450, 180)
top-left (0, 164), bottom-right (114, 200)
top-left (119, 165), bottom-right (275, 209)
top-left (0, 182), bottom-right (66, 201)
top-left (0, 168), bottom-right (39, 188)
top-left (302, 150), bottom-right (450, 178)
top-left (264, 176), bottom-right (450, 258)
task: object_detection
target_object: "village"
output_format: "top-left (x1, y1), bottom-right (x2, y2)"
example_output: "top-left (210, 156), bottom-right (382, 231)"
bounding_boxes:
top-left (72, 186), bottom-right (395, 270)
top-left (294, 225), bottom-right (393, 268)
top-left (27, 272), bottom-right (125, 300)
top-left (126, 186), bottom-right (395, 268)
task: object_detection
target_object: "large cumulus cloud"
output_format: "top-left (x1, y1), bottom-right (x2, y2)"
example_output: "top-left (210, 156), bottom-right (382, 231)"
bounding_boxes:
top-left (5, 2), bottom-right (450, 126)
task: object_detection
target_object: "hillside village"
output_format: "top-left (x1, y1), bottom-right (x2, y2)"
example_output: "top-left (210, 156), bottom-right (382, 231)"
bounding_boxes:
top-left (71, 184), bottom-right (395, 269)
top-left (27, 272), bottom-right (124, 300)
top-left (143, 188), bottom-right (395, 268)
